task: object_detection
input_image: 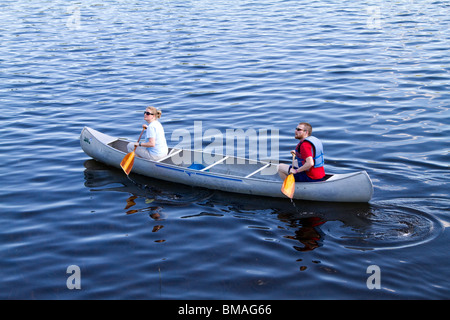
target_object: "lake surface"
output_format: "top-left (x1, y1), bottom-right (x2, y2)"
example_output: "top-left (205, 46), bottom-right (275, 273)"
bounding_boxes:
top-left (0, 0), bottom-right (449, 299)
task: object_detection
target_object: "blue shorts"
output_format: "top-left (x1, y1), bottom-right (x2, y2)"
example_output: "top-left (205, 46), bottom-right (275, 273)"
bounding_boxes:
top-left (289, 166), bottom-right (325, 182)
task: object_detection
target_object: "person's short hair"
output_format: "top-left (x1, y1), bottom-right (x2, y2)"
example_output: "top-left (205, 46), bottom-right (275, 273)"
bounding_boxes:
top-left (299, 122), bottom-right (312, 136)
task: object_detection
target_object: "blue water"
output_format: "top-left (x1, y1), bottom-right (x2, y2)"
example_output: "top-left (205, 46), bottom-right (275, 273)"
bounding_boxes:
top-left (1, 0), bottom-right (449, 299)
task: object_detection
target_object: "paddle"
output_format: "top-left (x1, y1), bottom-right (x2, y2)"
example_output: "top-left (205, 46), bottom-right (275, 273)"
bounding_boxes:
top-left (281, 154), bottom-right (296, 199)
top-left (120, 126), bottom-right (146, 176)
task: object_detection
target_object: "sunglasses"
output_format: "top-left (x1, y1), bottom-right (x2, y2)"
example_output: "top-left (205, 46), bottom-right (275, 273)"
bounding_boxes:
top-left (144, 112), bottom-right (154, 116)
top-left (296, 128), bottom-right (306, 132)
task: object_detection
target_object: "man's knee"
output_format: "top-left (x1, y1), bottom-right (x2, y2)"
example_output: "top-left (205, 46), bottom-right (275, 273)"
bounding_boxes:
top-left (278, 164), bottom-right (289, 178)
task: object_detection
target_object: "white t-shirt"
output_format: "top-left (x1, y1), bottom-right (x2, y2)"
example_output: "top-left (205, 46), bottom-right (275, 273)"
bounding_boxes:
top-left (145, 121), bottom-right (168, 157)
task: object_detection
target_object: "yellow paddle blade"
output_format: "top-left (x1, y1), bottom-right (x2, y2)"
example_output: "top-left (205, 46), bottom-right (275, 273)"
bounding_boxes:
top-left (281, 174), bottom-right (295, 199)
top-left (120, 151), bottom-right (136, 176)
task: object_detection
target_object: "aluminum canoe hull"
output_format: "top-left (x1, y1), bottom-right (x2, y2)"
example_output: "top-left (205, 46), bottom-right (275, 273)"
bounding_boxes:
top-left (80, 127), bottom-right (374, 202)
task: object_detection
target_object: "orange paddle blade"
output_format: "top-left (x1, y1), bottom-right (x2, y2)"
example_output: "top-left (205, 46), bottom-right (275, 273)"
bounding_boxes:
top-left (120, 151), bottom-right (136, 176)
top-left (281, 174), bottom-right (295, 198)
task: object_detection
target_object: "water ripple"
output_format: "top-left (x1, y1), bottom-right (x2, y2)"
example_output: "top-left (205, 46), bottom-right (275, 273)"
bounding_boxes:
top-left (326, 199), bottom-right (444, 251)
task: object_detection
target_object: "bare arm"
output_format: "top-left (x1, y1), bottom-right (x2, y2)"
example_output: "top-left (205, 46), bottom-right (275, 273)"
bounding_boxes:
top-left (290, 156), bottom-right (314, 174)
top-left (134, 137), bottom-right (156, 148)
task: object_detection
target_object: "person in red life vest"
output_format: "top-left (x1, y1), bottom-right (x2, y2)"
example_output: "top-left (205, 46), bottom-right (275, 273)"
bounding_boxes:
top-left (278, 122), bottom-right (326, 182)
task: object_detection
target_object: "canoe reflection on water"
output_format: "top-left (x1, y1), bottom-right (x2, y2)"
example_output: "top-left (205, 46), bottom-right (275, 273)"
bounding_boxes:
top-left (83, 159), bottom-right (374, 252)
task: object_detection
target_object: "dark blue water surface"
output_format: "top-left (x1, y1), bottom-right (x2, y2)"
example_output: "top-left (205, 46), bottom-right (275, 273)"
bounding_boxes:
top-left (1, 0), bottom-right (449, 299)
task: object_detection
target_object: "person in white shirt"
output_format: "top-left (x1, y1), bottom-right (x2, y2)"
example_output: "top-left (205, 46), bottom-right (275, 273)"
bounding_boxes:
top-left (127, 106), bottom-right (168, 161)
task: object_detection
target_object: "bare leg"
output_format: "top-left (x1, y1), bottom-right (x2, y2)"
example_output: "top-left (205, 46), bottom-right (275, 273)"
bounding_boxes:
top-left (127, 143), bottom-right (165, 161)
top-left (127, 143), bottom-right (152, 160)
top-left (278, 164), bottom-right (290, 180)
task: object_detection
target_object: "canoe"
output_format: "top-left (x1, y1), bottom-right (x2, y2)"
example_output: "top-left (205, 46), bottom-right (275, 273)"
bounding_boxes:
top-left (80, 127), bottom-right (374, 202)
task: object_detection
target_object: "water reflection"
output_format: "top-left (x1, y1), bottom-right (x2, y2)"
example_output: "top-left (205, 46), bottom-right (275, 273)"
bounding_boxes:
top-left (83, 160), bottom-right (372, 252)
top-left (83, 160), bottom-right (441, 252)
top-left (84, 160), bottom-right (215, 207)
top-left (124, 195), bottom-right (165, 241)
top-left (283, 217), bottom-right (325, 252)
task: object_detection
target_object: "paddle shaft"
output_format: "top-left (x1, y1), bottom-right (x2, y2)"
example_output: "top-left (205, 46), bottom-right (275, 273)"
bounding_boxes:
top-left (134, 127), bottom-right (146, 150)
top-left (281, 154), bottom-right (297, 198)
top-left (120, 127), bottom-right (147, 175)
